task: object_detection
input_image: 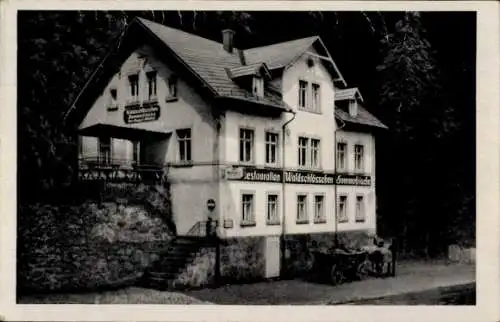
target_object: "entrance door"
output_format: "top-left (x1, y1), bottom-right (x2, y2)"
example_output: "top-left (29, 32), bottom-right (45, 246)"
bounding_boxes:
top-left (264, 236), bottom-right (281, 278)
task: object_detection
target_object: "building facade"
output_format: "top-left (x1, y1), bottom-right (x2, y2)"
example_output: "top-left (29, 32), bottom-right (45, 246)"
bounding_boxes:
top-left (70, 17), bottom-right (387, 279)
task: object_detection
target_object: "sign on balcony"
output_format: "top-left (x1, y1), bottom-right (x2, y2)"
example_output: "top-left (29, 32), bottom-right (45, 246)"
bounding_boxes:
top-left (124, 103), bottom-right (160, 124)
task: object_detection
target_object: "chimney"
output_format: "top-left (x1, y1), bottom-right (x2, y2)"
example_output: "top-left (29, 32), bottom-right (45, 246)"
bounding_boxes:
top-left (222, 29), bottom-right (235, 53)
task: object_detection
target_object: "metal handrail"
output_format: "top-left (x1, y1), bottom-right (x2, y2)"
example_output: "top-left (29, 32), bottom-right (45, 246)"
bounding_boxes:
top-left (78, 156), bottom-right (164, 169)
top-left (184, 220), bottom-right (216, 238)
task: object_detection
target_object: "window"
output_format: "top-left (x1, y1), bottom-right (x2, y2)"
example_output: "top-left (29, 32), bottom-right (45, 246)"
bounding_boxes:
top-left (239, 129), bottom-right (254, 163)
top-left (177, 129), bottom-right (192, 162)
top-left (99, 137), bottom-right (112, 165)
top-left (241, 194), bottom-right (255, 225)
top-left (128, 74), bottom-right (139, 102)
top-left (167, 75), bottom-right (178, 100)
top-left (132, 141), bottom-right (140, 165)
top-left (310, 138), bottom-right (320, 168)
top-left (298, 80), bottom-right (308, 109)
top-left (355, 195), bottom-right (365, 223)
top-left (298, 136), bottom-right (320, 168)
top-left (298, 137), bottom-right (308, 166)
top-left (266, 194), bottom-right (279, 225)
top-left (337, 142), bottom-right (347, 171)
top-left (311, 83), bottom-right (321, 112)
top-left (253, 76), bottom-right (264, 98)
top-left (314, 195), bottom-right (325, 223)
top-left (265, 132), bottom-right (279, 165)
top-left (107, 88), bottom-right (118, 111)
top-left (338, 195), bottom-right (348, 223)
top-left (146, 71), bottom-right (157, 101)
top-left (354, 144), bottom-right (364, 171)
top-left (296, 194), bottom-right (308, 223)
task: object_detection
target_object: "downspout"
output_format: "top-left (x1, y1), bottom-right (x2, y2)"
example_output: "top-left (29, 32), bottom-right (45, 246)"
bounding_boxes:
top-left (280, 109), bottom-right (297, 278)
top-left (334, 115), bottom-right (346, 246)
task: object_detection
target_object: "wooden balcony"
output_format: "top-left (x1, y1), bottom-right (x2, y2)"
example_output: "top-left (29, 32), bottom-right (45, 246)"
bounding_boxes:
top-left (78, 157), bottom-right (167, 184)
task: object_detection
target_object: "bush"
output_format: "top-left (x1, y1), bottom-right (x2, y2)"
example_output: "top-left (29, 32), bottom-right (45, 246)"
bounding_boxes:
top-left (173, 248), bottom-right (215, 289)
top-left (220, 237), bottom-right (265, 282)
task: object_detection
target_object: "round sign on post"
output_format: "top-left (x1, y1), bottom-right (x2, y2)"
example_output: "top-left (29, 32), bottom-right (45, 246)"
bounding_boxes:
top-left (207, 199), bottom-right (216, 212)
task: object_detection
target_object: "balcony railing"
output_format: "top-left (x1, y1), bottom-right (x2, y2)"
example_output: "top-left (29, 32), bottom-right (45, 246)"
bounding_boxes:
top-left (78, 157), bottom-right (167, 183)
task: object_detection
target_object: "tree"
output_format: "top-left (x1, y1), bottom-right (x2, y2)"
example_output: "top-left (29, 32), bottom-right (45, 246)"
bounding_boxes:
top-left (374, 12), bottom-right (462, 256)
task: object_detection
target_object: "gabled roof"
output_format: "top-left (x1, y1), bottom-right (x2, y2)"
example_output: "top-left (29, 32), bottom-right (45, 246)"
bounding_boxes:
top-left (335, 105), bottom-right (388, 129)
top-left (244, 36), bottom-right (319, 69)
top-left (335, 87), bottom-right (364, 102)
top-left (66, 17), bottom-right (351, 121)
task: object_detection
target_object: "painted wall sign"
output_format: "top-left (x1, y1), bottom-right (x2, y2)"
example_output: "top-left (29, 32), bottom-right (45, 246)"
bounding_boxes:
top-left (334, 174), bottom-right (372, 186)
top-left (224, 166), bottom-right (282, 183)
top-left (123, 103), bottom-right (160, 124)
top-left (223, 166), bottom-right (372, 186)
top-left (284, 170), bottom-right (335, 185)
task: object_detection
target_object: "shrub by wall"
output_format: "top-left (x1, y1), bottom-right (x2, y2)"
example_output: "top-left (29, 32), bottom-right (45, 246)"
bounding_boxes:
top-left (172, 247), bottom-right (216, 289)
top-left (17, 199), bottom-right (174, 294)
top-left (220, 237), bottom-right (265, 284)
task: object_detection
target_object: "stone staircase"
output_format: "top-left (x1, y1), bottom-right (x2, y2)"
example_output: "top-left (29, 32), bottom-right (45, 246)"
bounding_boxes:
top-left (141, 221), bottom-right (216, 290)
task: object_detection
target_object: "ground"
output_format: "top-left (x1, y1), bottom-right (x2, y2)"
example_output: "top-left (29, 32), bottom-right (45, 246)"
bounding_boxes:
top-left (18, 287), bottom-right (209, 304)
top-left (185, 260), bottom-right (475, 305)
top-left (18, 260), bottom-right (475, 305)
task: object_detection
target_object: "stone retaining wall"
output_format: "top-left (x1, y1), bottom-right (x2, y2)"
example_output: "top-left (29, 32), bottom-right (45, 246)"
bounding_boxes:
top-left (17, 196), bottom-right (174, 294)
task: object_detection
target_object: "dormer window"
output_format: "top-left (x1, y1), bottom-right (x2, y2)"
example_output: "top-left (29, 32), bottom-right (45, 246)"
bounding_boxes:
top-left (349, 99), bottom-right (358, 118)
top-left (146, 71), bottom-right (157, 101)
top-left (128, 74), bottom-right (139, 103)
top-left (252, 76), bottom-right (264, 98)
top-left (166, 74), bottom-right (178, 102)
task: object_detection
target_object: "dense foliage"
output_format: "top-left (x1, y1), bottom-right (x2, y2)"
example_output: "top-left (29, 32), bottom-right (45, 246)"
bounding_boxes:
top-left (17, 11), bottom-right (475, 256)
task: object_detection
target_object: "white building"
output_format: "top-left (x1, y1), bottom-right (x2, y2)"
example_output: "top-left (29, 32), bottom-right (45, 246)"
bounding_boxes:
top-left (67, 17), bottom-right (387, 279)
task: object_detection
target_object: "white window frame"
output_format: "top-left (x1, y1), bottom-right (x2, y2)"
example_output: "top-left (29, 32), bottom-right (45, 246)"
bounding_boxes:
top-left (311, 82), bottom-right (321, 112)
top-left (99, 137), bottom-right (112, 166)
top-left (107, 88), bottom-right (118, 110)
top-left (298, 136), bottom-right (309, 167)
top-left (310, 138), bottom-right (321, 169)
top-left (313, 194), bottom-right (326, 223)
top-left (266, 193), bottom-right (280, 225)
top-left (338, 194), bottom-right (348, 223)
top-left (253, 76), bottom-right (264, 98)
top-left (241, 192), bottom-right (256, 226)
top-left (132, 141), bottom-right (140, 166)
top-left (337, 142), bottom-right (347, 172)
top-left (239, 128), bottom-right (255, 164)
top-left (354, 144), bottom-right (365, 172)
top-left (265, 131), bottom-right (279, 166)
top-left (355, 195), bottom-right (366, 223)
top-left (146, 70), bottom-right (157, 101)
top-left (128, 73), bottom-right (140, 103)
top-left (298, 80), bottom-right (308, 109)
top-left (177, 128), bottom-right (192, 163)
top-left (296, 194), bottom-right (309, 224)
top-left (166, 74), bottom-right (178, 101)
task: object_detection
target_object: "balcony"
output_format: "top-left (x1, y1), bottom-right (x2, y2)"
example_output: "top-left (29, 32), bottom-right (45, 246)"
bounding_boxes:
top-left (78, 157), bottom-right (167, 184)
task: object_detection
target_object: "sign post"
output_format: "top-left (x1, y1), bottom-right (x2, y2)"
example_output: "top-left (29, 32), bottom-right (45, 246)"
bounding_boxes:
top-left (206, 198), bottom-right (220, 287)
